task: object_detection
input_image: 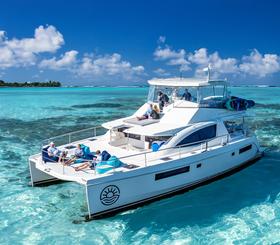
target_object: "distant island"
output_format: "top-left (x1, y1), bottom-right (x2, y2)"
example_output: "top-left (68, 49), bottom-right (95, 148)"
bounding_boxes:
top-left (0, 80), bottom-right (61, 87)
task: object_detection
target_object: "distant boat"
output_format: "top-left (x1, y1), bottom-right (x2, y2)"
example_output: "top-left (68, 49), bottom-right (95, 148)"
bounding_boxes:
top-left (29, 76), bottom-right (263, 219)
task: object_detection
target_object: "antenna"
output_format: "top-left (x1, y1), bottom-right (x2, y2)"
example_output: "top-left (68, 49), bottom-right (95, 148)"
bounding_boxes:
top-left (207, 64), bottom-right (211, 81)
top-left (203, 64), bottom-right (211, 81)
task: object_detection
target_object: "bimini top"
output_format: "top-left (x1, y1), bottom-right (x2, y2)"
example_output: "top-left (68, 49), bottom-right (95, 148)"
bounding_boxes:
top-left (148, 77), bottom-right (228, 87)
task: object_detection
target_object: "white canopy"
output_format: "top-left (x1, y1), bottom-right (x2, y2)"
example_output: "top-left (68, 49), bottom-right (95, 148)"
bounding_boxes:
top-left (148, 77), bottom-right (227, 87)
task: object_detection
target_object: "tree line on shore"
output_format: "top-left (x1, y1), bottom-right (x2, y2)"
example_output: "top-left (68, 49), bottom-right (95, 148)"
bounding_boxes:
top-left (0, 80), bottom-right (61, 87)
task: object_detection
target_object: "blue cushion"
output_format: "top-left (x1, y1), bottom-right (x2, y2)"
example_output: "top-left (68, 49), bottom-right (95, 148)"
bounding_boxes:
top-left (42, 146), bottom-right (58, 163)
top-left (106, 156), bottom-right (122, 168)
top-left (80, 144), bottom-right (93, 160)
top-left (101, 150), bottom-right (111, 161)
top-left (151, 141), bottom-right (165, 152)
top-left (95, 156), bottom-right (122, 174)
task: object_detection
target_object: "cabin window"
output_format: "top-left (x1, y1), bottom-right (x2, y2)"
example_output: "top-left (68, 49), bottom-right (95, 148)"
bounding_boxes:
top-left (155, 166), bottom-right (190, 181)
top-left (145, 135), bottom-right (171, 143)
top-left (176, 125), bottom-right (217, 147)
top-left (116, 126), bottom-right (131, 132)
top-left (125, 133), bottom-right (141, 140)
top-left (224, 118), bottom-right (244, 136)
top-left (239, 144), bottom-right (252, 154)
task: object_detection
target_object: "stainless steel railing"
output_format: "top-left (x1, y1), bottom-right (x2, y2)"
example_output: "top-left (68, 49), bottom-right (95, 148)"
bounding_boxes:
top-left (40, 129), bottom-right (231, 176)
top-left (117, 134), bottom-right (230, 167)
top-left (41, 125), bottom-right (106, 147)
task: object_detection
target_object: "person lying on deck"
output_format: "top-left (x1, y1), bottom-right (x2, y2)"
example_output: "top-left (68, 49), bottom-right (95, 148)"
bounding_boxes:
top-left (137, 103), bottom-right (153, 120)
top-left (137, 103), bottom-right (160, 120)
top-left (47, 142), bottom-right (67, 163)
top-left (74, 150), bottom-right (102, 171)
top-left (64, 144), bottom-right (84, 165)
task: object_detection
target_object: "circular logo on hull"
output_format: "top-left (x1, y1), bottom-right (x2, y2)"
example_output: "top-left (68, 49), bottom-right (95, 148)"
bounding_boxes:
top-left (100, 185), bottom-right (120, 206)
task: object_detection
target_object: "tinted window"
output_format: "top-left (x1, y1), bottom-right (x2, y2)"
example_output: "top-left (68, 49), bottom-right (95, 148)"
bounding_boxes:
top-left (126, 133), bottom-right (141, 140)
top-left (239, 144), bottom-right (252, 154)
top-left (145, 135), bottom-right (171, 143)
top-left (177, 125), bottom-right (216, 146)
top-left (155, 166), bottom-right (190, 181)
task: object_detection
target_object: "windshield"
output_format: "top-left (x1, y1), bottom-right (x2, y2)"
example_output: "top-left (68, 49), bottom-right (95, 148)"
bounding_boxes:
top-left (147, 84), bottom-right (228, 108)
top-left (147, 85), bottom-right (198, 103)
top-left (198, 85), bottom-right (227, 102)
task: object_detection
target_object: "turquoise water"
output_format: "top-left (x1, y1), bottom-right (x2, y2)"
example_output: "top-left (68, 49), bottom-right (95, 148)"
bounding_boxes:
top-left (0, 87), bottom-right (280, 244)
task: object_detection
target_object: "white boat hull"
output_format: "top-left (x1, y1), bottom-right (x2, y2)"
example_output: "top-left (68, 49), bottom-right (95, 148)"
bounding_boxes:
top-left (85, 138), bottom-right (261, 218)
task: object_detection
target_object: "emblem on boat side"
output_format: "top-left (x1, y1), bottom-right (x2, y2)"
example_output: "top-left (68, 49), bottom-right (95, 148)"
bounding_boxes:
top-left (100, 185), bottom-right (120, 205)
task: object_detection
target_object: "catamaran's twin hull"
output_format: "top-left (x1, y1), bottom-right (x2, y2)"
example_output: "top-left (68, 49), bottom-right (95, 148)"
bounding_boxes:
top-left (84, 138), bottom-right (261, 219)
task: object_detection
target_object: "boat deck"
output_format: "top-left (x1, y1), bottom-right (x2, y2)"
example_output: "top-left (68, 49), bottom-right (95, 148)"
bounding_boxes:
top-left (29, 134), bottom-right (230, 184)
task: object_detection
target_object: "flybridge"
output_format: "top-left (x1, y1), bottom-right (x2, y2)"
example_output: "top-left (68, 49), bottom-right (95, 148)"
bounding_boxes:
top-left (148, 77), bottom-right (228, 87)
top-left (147, 77), bottom-right (229, 107)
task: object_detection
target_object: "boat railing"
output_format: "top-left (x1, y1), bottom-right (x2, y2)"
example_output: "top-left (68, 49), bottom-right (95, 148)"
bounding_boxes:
top-left (116, 134), bottom-right (230, 168)
top-left (40, 132), bottom-right (230, 176)
top-left (41, 125), bottom-right (106, 147)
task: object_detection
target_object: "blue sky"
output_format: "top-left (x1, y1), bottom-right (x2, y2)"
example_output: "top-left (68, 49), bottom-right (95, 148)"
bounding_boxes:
top-left (0, 0), bottom-right (280, 85)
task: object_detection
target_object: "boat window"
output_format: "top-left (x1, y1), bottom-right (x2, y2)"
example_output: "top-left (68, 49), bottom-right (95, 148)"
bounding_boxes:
top-left (147, 85), bottom-right (174, 103)
top-left (239, 144), bottom-right (252, 154)
top-left (155, 166), bottom-right (190, 181)
top-left (175, 87), bottom-right (198, 102)
top-left (198, 85), bottom-right (227, 108)
top-left (145, 135), bottom-right (171, 143)
top-left (224, 118), bottom-right (244, 136)
top-left (125, 133), bottom-right (141, 140)
top-left (147, 85), bottom-right (156, 102)
top-left (177, 124), bottom-right (217, 147)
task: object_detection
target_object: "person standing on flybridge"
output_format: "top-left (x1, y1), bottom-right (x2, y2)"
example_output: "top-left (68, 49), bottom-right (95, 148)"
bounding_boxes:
top-left (158, 91), bottom-right (169, 110)
top-left (181, 89), bottom-right (192, 101)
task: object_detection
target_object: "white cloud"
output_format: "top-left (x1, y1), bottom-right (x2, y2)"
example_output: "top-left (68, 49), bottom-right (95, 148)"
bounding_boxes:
top-left (0, 25), bottom-right (64, 69)
top-left (77, 53), bottom-right (145, 80)
top-left (0, 25), bottom-right (145, 82)
top-left (0, 31), bottom-right (6, 42)
top-left (154, 68), bottom-right (170, 76)
top-left (6, 25), bottom-right (64, 53)
top-left (154, 37), bottom-right (280, 80)
top-left (188, 48), bottom-right (238, 77)
top-left (154, 46), bottom-right (190, 71)
top-left (39, 50), bottom-right (78, 70)
top-left (239, 49), bottom-right (280, 77)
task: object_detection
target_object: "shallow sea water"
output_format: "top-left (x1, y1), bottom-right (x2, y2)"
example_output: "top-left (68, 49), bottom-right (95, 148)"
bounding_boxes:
top-left (0, 87), bottom-right (279, 244)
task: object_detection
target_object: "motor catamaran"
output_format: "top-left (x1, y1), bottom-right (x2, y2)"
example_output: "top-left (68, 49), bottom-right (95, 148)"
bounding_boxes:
top-left (29, 77), bottom-right (263, 219)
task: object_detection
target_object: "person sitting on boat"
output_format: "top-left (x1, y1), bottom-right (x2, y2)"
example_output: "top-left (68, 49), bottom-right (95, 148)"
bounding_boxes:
top-left (137, 103), bottom-right (153, 120)
top-left (181, 89), bottom-right (192, 101)
top-left (64, 144), bottom-right (84, 165)
top-left (158, 91), bottom-right (169, 110)
top-left (74, 150), bottom-right (102, 171)
top-left (150, 104), bottom-right (160, 119)
top-left (47, 142), bottom-right (67, 163)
